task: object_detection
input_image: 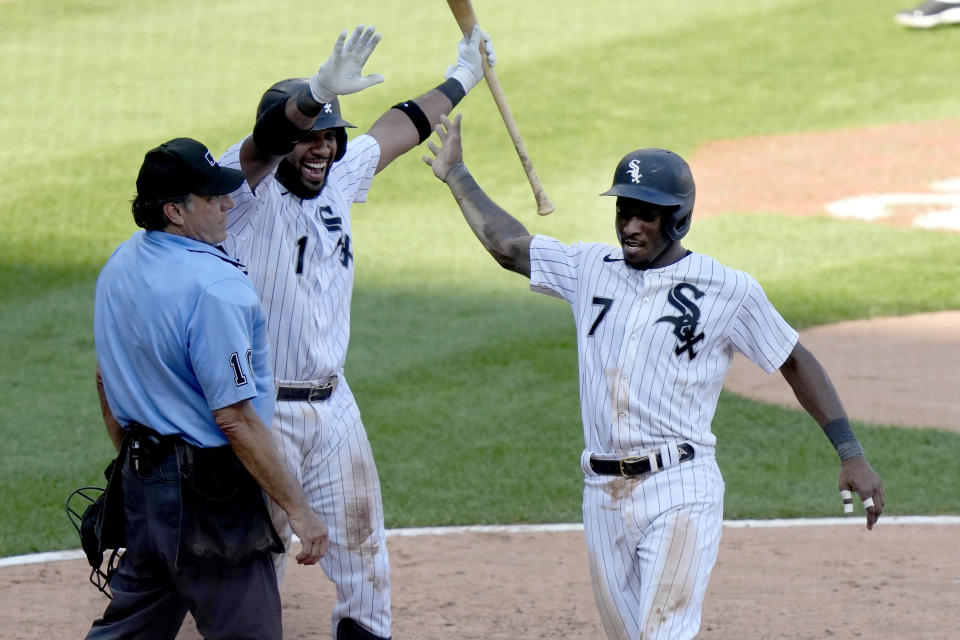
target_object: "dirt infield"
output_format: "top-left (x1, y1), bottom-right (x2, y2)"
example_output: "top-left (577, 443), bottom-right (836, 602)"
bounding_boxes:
top-left (5, 120), bottom-right (958, 638)
top-left (725, 311), bottom-right (960, 432)
top-left (692, 118), bottom-right (960, 228)
top-left (704, 119), bottom-right (960, 434)
top-left (3, 520), bottom-right (958, 639)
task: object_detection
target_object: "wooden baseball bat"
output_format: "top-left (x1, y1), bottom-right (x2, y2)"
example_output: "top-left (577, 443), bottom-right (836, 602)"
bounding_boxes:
top-left (445, 0), bottom-right (555, 215)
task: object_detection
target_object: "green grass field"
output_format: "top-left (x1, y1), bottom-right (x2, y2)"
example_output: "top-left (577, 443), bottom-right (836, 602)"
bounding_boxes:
top-left (2, 0), bottom-right (959, 557)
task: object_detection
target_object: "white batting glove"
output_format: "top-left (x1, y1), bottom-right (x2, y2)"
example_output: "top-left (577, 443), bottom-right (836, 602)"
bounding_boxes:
top-left (309, 25), bottom-right (386, 103)
top-left (444, 25), bottom-right (496, 94)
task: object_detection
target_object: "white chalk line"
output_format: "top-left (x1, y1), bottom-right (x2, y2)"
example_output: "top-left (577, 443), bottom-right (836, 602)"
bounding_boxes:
top-left (3, 515), bottom-right (959, 569)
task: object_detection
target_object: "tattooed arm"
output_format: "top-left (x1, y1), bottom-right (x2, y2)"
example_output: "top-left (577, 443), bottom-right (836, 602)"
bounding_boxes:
top-left (423, 114), bottom-right (533, 277)
top-left (443, 162), bottom-right (533, 277)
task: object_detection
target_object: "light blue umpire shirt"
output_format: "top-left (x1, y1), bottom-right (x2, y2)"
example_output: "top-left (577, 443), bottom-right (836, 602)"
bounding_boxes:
top-left (94, 230), bottom-right (275, 448)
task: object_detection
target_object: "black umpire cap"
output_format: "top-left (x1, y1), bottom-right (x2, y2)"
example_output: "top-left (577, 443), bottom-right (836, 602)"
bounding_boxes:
top-left (136, 137), bottom-right (244, 200)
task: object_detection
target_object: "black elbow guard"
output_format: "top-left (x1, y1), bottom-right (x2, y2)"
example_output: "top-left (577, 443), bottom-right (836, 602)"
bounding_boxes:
top-left (252, 99), bottom-right (306, 156)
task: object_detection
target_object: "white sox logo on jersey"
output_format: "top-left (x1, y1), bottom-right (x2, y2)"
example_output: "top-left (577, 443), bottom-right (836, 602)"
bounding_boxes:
top-left (318, 205), bottom-right (353, 268)
top-left (627, 159), bottom-right (644, 183)
top-left (656, 283), bottom-right (706, 359)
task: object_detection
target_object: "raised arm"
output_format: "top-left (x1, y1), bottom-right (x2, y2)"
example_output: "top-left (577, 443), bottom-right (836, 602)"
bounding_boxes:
top-left (239, 25), bottom-right (385, 190)
top-left (779, 341), bottom-right (886, 529)
top-left (368, 25), bottom-right (495, 172)
top-left (424, 113), bottom-right (532, 276)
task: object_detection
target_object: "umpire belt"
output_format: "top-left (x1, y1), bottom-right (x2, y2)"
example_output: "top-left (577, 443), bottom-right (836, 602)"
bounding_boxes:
top-left (590, 443), bottom-right (695, 478)
top-left (125, 422), bottom-right (181, 474)
top-left (276, 376), bottom-right (339, 402)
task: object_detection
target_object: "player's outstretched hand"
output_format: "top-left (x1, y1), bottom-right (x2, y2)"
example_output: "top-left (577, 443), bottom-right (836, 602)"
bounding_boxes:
top-left (309, 25), bottom-right (385, 103)
top-left (839, 456), bottom-right (885, 530)
top-left (445, 25), bottom-right (496, 94)
top-left (423, 113), bottom-right (464, 182)
top-left (288, 507), bottom-right (329, 565)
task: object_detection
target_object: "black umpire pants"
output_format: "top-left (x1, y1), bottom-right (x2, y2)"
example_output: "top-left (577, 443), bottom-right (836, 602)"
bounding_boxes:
top-left (84, 438), bottom-right (282, 640)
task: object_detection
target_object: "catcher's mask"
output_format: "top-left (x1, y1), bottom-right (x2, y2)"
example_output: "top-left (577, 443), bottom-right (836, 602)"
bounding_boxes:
top-left (256, 78), bottom-right (354, 162)
top-left (600, 148), bottom-right (696, 242)
top-left (65, 485), bottom-right (120, 598)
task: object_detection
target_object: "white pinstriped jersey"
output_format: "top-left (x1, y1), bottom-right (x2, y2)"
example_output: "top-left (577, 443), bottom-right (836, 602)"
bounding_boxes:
top-left (219, 135), bottom-right (392, 636)
top-left (529, 235), bottom-right (798, 456)
top-left (220, 134), bottom-right (380, 382)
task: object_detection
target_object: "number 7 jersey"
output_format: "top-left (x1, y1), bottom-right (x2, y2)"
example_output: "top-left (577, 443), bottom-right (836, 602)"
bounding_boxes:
top-left (528, 235), bottom-right (799, 457)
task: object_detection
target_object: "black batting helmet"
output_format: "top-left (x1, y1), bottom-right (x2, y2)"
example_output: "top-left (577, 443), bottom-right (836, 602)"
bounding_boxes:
top-left (600, 148), bottom-right (696, 241)
top-left (256, 78), bottom-right (355, 161)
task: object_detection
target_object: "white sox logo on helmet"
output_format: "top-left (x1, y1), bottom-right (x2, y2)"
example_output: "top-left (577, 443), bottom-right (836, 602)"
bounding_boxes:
top-left (627, 158), bottom-right (644, 183)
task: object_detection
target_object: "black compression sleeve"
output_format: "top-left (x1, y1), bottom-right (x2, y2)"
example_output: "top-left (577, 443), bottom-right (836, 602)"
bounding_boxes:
top-left (252, 99), bottom-right (306, 156)
top-left (295, 89), bottom-right (324, 118)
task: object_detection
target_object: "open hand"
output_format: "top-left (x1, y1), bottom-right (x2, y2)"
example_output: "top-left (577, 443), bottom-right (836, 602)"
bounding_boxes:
top-left (309, 25), bottom-right (385, 103)
top-left (423, 113), bottom-right (464, 182)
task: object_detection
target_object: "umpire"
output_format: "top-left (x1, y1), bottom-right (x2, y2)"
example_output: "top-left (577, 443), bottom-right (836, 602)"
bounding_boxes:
top-left (87, 138), bottom-right (328, 640)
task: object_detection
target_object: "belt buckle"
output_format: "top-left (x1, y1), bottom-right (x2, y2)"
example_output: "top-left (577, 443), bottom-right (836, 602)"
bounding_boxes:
top-left (307, 384), bottom-right (329, 402)
top-left (619, 455), bottom-right (642, 477)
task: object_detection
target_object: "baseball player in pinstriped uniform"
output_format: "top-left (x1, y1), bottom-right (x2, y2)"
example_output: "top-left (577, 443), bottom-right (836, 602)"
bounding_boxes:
top-left (424, 114), bottom-right (886, 640)
top-left (218, 26), bottom-right (495, 640)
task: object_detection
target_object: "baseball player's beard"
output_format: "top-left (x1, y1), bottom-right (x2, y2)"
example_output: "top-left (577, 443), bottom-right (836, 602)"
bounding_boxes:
top-left (276, 158), bottom-right (326, 200)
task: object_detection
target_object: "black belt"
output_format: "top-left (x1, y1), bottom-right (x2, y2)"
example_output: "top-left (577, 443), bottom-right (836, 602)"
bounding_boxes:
top-left (276, 377), bottom-right (338, 402)
top-left (590, 443), bottom-right (695, 477)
